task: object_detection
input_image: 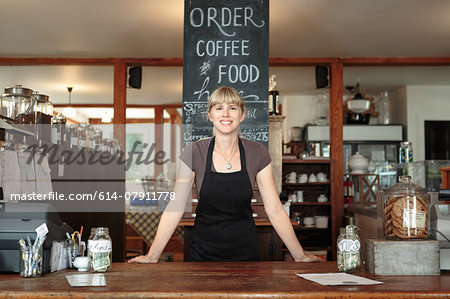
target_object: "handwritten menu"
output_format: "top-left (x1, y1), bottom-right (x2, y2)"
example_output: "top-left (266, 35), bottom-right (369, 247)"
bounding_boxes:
top-left (182, 0), bottom-right (269, 147)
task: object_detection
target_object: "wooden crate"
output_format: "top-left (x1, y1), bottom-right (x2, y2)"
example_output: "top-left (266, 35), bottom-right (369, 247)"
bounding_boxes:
top-left (365, 239), bottom-right (440, 275)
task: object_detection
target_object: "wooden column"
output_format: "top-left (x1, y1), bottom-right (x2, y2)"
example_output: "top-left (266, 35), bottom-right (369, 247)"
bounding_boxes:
top-left (154, 106), bottom-right (164, 177)
top-left (268, 115), bottom-right (286, 194)
top-left (113, 62), bottom-right (127, 146)
top-left (170, 115), bottom-right (177, 162)
top-left (329, 62), bottom-right (344, 260)
top-left (113, 62), bottom-right (127, 262)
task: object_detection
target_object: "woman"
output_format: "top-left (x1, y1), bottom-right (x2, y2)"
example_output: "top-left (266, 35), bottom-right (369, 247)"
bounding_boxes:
top-left (129, 86), bottom-right (322, 263)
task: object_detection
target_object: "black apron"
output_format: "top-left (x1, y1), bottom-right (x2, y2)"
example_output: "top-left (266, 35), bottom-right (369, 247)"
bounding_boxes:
top-left (189, 137), bottom-right (259, 262)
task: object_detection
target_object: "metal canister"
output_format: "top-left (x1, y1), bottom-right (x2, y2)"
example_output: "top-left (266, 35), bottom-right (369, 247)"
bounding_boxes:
top-left (399, 141), bottom-right (413, 163)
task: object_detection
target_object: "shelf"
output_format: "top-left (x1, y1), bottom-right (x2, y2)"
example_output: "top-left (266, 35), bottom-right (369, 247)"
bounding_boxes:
top-left (291, 202), bottom-right (331, 206)
top-left (281, 246), bottom-right (332, 252)
top-left (283, 159), bottom-right (331, 164)
top-left (283, 182), bottom-right (329, 186)
top-left (293, 226), bottom-right (330, 231)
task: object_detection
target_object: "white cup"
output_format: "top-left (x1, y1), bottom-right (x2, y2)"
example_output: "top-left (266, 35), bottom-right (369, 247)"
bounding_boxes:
top-left (317, 194), bottom-right (328, 203)
top-left (308, 173), bottom-right (317, 183)
top-left (317, 172), bottom-right (328, 182)
top-left (298, 173), bottom-right (308, 183)
top-left (314, 216), bottom-right (329, 228)
top-left (285, 171), bottom-right (297, 183)
top-left (288, 193), bottom-right (297, 202)
top-left (73, 256), bottom-right (89, 272)
top-left (303, 217), bottom-right (314, 227)
top-left (295, 190), bottom-right (304, 202)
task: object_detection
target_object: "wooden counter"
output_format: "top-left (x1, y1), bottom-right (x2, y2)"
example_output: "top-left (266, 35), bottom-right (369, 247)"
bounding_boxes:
top-left (0, 262), bottom-right (449, 298)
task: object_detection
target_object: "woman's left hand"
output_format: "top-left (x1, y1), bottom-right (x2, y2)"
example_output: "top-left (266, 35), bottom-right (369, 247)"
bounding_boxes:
top-left (294, 253), bottom-right (326, 263)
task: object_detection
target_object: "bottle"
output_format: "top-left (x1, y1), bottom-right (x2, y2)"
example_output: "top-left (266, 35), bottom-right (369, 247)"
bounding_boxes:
top-left (336, 227), bottom-right (346, 271)
top-left (88, 227), bottom-right (112, 272)
top-left (268, 75), bottom-right (279, 115)
top-left (337, 224), bottom-right (361, 272)
top-left (399, 141), bottom-right (413, 163)
top-left (378, 91), bottom-right (390, 124)
top-left (343, 175), bottom-right (349, 204)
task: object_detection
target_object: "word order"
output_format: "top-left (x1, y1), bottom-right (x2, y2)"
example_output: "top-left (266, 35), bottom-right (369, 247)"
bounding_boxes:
top-left (189, 6), bottom-right (264, 37)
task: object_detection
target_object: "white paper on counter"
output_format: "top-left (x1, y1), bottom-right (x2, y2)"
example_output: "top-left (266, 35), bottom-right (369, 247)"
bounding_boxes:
top-left (66, 274), bottom-right (106, 287)
top-left (296, 273), bottom-right (383, 286)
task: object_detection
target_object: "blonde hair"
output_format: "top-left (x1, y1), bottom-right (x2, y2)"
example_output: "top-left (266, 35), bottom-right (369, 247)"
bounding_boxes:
top-left (208, 86), bottom-right (246, 113)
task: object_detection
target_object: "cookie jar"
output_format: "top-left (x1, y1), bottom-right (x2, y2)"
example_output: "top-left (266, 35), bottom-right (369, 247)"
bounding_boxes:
top-left (382, 175), bottom-right (429, 240)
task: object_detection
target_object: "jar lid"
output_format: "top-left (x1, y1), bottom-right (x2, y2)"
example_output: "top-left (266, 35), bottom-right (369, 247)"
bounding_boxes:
top-left (385, 175), bottom-right (427, 195)
top-left (34, 93), bottom-right (50, 103)
top-left (401, 141), bottom-right (412, 145)
top-left (3, 85), bottom-right (33, 97)
top-left (345, 224), bottom-right (359, 236)
top-left (96, 227), bottom-right (109, 234)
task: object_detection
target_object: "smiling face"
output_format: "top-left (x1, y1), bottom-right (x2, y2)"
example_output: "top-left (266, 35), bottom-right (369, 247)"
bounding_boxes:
top-left (208, 102), bottom-right (245, 135)
top-left (207, 86), bottom-right (246, 135)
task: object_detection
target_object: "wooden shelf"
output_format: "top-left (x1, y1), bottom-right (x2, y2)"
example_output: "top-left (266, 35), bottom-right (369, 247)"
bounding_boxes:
top-left (283, 159), bottom-right (331, 164)
top-left (283, 182), bottom-right (329, 186)
top-left (293, 226), bottom-right (331, 231)
top-left (291, 202), bottom-right (331, 206)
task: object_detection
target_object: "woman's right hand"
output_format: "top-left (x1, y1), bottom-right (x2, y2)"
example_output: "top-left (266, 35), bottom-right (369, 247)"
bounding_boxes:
top-left (128, 254), bottom-right (159, 264)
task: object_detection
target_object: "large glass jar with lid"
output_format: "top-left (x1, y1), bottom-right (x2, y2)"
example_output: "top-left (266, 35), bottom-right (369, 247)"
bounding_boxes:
top-left (34, 93), bottom-right (53, 116)
top-left (383, 175), bottom-right (430, 240)
top-left (87, 227), bottom-right (112, 272)
top-left (1, 85), bottom-right (35, 121)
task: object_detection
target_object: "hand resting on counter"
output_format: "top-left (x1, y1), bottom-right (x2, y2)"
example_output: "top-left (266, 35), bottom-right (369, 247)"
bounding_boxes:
top-left (128, 254), bottom-right (159, 264)
top-left (294, 253), bottom-right (326, 263)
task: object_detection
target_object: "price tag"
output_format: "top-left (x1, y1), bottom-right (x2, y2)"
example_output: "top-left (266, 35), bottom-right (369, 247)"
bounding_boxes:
top-left (35, 222), bottom-right (49, 237)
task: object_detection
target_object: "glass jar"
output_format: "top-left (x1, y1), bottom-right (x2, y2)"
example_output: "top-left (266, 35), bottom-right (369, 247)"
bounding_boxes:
top-left (377, 91), bottom-right (390, 124)
top-left (34, 93), bottom-right (53, 116)
top-left (399, 141), bottom-right (413, 163)
top-left (92, 127), bottom-right (103, 152)
top-left (337, 224), bottom-right (361, 272)
top-left (1, 85), bottom-right (35, 121)
top-left (77, 123), bottom-right (87, 149)
top-left (336, 227), bottom-right (346, 271)
top-left (67, 125), bottom-right (79, 149)
top-left (51, 113), bottom-right (66, 145)
top-left (383, 175), bottom-right (430, 240)
top-left (87, 227), bottom-right (112, 272)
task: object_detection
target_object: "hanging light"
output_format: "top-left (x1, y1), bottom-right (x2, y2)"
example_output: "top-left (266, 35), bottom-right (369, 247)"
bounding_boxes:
top-left (346, 81), bottom-right (370, 113)
top-left (63, 86), bottom-right (76, 118)
top-left (101, 110), bottom-right (112, 123)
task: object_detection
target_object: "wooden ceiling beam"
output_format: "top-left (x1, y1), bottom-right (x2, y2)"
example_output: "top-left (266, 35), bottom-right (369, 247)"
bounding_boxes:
top-left (2, 57), bottom-right (450, 67)
top-left (341, 57), bottom-right (450, 66)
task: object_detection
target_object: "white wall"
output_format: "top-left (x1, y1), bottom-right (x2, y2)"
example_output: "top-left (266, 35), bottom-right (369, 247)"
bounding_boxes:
top-left (281, 94), bottom-right (324, 142)
top-left (406, 86), bottom-right (450, 161)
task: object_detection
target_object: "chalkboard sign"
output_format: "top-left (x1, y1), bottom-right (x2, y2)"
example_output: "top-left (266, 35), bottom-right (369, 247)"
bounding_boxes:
top-left (182, 0), bottom-right (269, 147)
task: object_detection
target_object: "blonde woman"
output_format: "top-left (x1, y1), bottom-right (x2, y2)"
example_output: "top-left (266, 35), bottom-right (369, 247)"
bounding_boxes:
top-left (129, 86), bottom-right (322, 262)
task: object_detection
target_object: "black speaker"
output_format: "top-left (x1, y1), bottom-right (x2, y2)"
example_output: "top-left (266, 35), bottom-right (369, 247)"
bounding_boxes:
top-left (315, 65), bottom-right (329, 89)
top-left (128, 66), bottom-right (142, 89)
